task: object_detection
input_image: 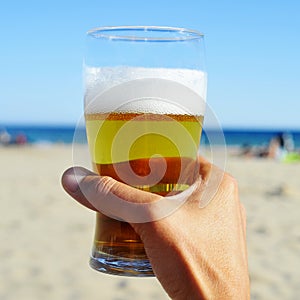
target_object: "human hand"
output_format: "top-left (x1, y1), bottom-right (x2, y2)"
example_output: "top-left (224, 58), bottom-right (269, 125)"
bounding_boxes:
top-left (61, 157), bottom-right (250, 300)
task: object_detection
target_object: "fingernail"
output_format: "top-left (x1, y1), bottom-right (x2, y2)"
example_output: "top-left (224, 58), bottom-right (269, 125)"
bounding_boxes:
top-left (62, 168), bottom-right (85, 193)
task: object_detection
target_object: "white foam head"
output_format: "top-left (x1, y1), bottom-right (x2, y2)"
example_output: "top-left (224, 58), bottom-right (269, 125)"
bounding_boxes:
top-left (115, 99), bottom-right (187, 114)
top-left (84, 66), bottom-right (207, 115)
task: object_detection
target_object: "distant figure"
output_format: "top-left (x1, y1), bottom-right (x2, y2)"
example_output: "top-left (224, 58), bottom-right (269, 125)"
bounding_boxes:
top-left (282, 132), bottom-right (295, 152)
top-left (268, 132), bottom-right (293, 160)
top-left (0, 129), bottom-right (11, 145)
top-left (0, 129), bottom-right (28, 146)
top-left (239, 132), bottom-right (296, 161)
top-left (15, 133), bottom-right (27, 145)
top-left (239, 143), bottom-right (253, 157)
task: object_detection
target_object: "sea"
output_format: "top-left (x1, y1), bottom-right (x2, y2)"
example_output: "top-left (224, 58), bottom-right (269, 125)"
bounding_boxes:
top-left (2, 125), bottom-right (300, 150)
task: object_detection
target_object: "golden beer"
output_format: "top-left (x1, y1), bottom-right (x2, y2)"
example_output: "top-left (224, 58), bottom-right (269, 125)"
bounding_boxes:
top-left (85, 111), bottom-right (203, 275)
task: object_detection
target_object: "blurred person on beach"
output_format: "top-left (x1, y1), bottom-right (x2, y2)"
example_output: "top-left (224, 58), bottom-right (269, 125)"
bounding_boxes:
top-left (0, 128), bottom-right (27, 146)
top-left (0, 128), bottom-right (11, 145)
top-left (62, 157), bottom-right (250, 299)
top-left (268, 133), bottom-right (291, 160)
top-left (240, 132), bottom-right (297, 162)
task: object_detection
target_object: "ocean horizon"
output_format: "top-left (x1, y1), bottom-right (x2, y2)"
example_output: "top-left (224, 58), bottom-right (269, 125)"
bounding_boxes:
top-left (2, 124), bottom-right (300, 149)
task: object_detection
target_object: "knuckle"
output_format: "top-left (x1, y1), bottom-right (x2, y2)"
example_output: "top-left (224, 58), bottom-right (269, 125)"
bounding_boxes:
top-left (219, 172), bottom-right (239, 201)
top-left (222, 172), bottom-right (238, 190)
top-left (96, 176), bottom-right (116, 195)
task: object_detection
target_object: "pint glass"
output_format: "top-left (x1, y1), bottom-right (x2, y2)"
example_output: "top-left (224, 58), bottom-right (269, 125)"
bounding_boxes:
top-left (84, 26), bottom-right (207, 276)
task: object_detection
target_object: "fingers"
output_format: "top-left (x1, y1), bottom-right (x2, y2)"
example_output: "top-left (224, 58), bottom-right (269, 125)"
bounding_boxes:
top-left (62, 166), bottom-right (196, 223)
top-left (62, 167), bottom-right (98, 211)
top-left (61, 166), bottom-right (160, 220)
top-left (61, 156), bottom-right (221, 217)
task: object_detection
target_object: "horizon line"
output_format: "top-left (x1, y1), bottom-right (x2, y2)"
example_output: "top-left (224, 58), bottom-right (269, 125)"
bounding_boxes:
top-left (2, 122), bottom-right (300, 132)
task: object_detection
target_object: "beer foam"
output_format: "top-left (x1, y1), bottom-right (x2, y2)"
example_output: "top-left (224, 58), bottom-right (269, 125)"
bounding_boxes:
top-left (85, 66), bottom-right (207, 115)
top-left (115, 99), bottom-right (188, 115)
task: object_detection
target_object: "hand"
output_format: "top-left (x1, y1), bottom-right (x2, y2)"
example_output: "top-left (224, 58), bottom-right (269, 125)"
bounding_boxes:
top-left (61, 157), bottom-right (250, 300)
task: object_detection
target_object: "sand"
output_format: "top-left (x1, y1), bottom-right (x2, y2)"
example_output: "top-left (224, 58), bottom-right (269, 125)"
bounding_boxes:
top-left (0, 145), bottom-right (299, 299)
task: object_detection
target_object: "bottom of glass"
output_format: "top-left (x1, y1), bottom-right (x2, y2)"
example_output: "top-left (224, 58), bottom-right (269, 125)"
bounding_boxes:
top-left (89, 255), bottom-right (155, 277)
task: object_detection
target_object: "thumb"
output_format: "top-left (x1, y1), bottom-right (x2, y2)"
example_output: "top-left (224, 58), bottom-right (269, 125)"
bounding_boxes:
top-left (61, 166), bottom-right (197, 223)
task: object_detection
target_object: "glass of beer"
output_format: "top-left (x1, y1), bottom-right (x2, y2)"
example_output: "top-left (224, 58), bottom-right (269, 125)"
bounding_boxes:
top-left (83, 26), bottom-right (207, 276)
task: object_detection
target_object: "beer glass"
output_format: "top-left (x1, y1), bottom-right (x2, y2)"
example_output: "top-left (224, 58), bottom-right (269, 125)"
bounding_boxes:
top-left (83, 26), bottom-right (207, 276)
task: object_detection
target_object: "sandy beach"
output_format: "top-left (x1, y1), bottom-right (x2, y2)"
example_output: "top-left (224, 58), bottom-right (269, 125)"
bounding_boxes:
top-left (1, 145), bottom-right (299, 299)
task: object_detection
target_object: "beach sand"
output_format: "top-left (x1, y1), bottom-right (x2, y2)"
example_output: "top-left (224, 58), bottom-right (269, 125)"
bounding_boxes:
top-left (0, 145), bottom-right (299, 299)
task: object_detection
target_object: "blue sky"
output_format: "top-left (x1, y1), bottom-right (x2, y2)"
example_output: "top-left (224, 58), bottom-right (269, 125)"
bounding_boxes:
top-left (1, 0), bottom-right (299, 128)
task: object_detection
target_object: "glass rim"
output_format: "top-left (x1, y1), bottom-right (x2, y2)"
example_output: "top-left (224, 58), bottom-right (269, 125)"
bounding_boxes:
top-left (87, 26), bottom-right (204, 42)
